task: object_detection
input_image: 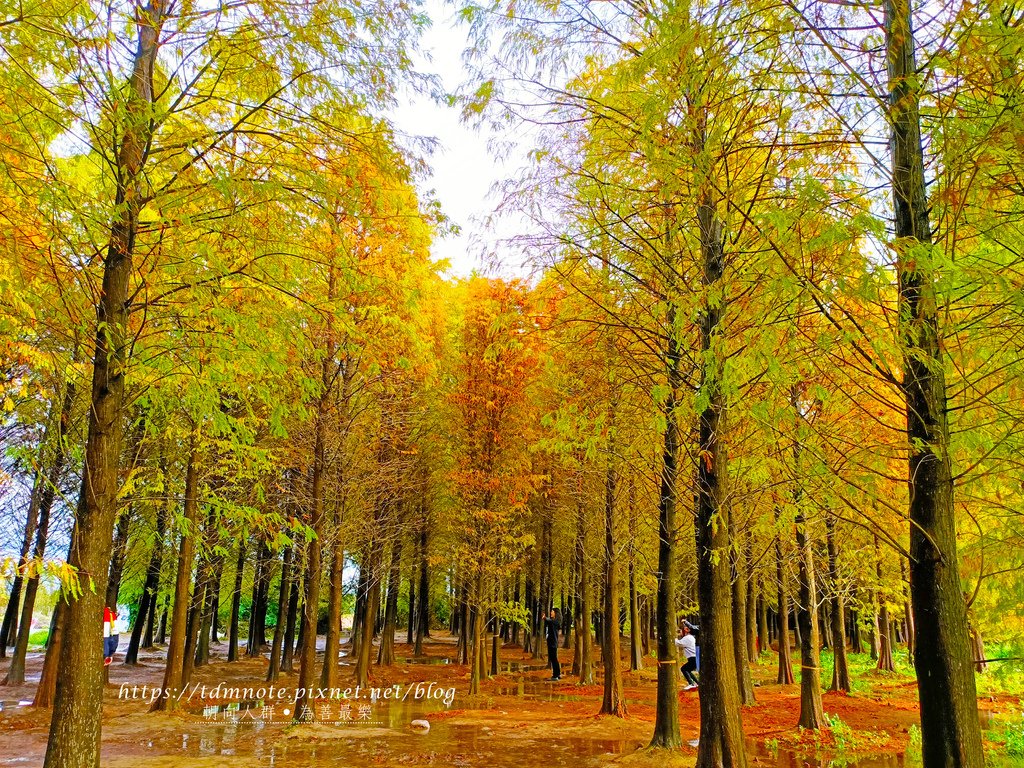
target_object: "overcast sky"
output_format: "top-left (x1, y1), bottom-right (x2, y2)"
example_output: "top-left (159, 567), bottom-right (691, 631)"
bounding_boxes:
top-left (390, 0), bottom-right (527, 279)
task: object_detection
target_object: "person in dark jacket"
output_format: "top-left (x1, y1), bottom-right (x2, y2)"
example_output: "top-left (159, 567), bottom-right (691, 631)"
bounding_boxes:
top-left (544, 608), bottom-right (561, 681)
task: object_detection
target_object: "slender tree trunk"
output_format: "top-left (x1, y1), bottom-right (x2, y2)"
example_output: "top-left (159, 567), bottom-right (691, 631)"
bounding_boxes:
top-left (730, 506), bottom-right (755, 705)
top-left (355, 554), bottom-right (380, 688)
top-left (155, 595), bottom-right (168, 646)
top-left (417, 525), bottom-right (430, 646)
top-left (851, 605), bottom-right (863, 654)
top-left (650, 302), bottom-right (681, 749)
top-left (469, 575), bottom-right (485, 694)
top-left (884, 0), bottom-right (983, 765)
top-left (251, 542), bottom-right (273, 653)
top-left (600, 443), bottom-right (625, 716)
top-left (869, 590), bottom-right (880, 661)
top-left (575, 496), bottom-right (594, 685)
top-left (377, 539), bottom-right (403, 666)
top-left (295, 421), bottom-right (328, 720)
top-left (794, 494), bottom-right (823, 727)
top-left (826, 514), bottom-right (850, 692)
top-left (744, 535), bottom-right (757, 663)
top-left (152, 440), bottom-right (200, 713)
top-left (902, 558), bottom-right (915, 665)
top-left (490, 621), bottom-right (500, 676)
top-left (35, 592), bottom-right (67, 707)
top-left (281, 547), bottom-right (301, 674)
top-left (195, 549), bottom-right (225, 667)
top-left (321, 531), bottom-right (345, 687)
top-left (227, 536), bottom-right (246, 662)
top-left (5, 377), bottom-right (75, 685)
top-left (267, 547), bottom-right (292, 683)
top-left (1, 454), bottom-right (44, 656)
top-left (125, 493), bottom-right (168, 665)
top-left (629, 550), bottom-right (642, 672)
top-left (407, 545), bottom-right (416, 646)
top-left (775, 507), bottom-right (795, 685)
top-left (875, 537), bottom-right (895, 672)
top-left (105, 511), bottom-right (132, 614)
top-left (182, 548), bottom-right (209, 685)
top-left (691, 166), bottom-right (747, 768)
top-left (44, 3), bottom-right (166, 757)
top-left (757, 593), bottom-right (769, 660)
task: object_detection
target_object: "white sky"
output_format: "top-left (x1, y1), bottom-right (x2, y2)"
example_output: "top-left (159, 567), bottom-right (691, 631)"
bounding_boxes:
top-left (390, 0), bottom-right (527, 278)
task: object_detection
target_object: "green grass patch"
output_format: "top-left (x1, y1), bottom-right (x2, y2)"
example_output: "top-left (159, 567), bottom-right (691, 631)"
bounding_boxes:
top-left (28, 629), bottom-right (49, 646)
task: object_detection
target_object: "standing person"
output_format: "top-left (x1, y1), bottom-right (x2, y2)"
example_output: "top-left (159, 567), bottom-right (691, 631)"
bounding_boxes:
top-left (545, 608), bottom-right (561, 681)
top-left (104, 605), bottom-right (120, 666)
top-left (676, 622), bottom-right (699, 690)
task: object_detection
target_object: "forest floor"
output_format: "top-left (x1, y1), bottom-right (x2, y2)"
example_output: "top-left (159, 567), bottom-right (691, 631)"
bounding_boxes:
top-left (0, 634), bottom-right (1021, 768)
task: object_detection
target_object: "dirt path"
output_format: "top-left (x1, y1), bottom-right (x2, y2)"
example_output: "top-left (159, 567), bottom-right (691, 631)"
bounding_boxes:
top-left (0, 638), bottom-right (1016, 767)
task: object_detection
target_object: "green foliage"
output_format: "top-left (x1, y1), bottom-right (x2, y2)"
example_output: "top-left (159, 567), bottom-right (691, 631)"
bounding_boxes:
top-left (824, 714), bottom-right (890, 753)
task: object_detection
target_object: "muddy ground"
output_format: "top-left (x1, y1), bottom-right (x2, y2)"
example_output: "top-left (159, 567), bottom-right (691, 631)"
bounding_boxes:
top-left (0, 636), bottom-right (1018, 767)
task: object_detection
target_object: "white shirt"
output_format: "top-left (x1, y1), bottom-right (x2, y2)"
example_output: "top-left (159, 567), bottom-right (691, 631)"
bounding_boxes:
top-left (675, 634), bottom-right (697, 659)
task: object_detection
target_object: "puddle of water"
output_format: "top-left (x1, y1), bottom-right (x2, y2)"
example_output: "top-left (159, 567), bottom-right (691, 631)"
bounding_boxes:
top-left (402, 656), bottom-right (451, 665)
top-left (494, 660), bottom-right (547, 674)
top-left (144, 691), bottom-right (641, 767)
top-left (491, 682), bottom-right (583, 702)
top-left (747, 738), bottom-right (908, 768)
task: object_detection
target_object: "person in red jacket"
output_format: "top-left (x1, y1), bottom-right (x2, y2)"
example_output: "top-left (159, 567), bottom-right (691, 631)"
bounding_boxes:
top-left (103, 606), bottom-right (119, 666)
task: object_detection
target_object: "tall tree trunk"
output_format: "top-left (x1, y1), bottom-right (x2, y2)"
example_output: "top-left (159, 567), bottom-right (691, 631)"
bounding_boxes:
top-left (1, 452), bottom-right (45, 656)
top-left (152, 439), bottom-right (200, 713)
top-left (106, 510), bottom-right (133, 611)
top-left (355, 554), bottom-right (380, 688)
top-left (693, 176), bottom-right (746, 768)
top-left (600, 442), bottom-right (625, 716)
top-left (249, 542), bottom-right (272, 654)
top-left (186, 501), bottom-right (221, 677)
top-left (156, 595), bottom-right (168, 645)
top-left (281, 547), bottom-right (301, 674)
top-left (35, 592), bottom-right (67, 707)
top-left (775, 508), bottom-right (794, 685)
top-left (351, 558), bottom-right (367, 659)
top-left (521, 575), bottom-right (532, 656)
top-left (650, 300), bottom-right (682, 749)
top-left (902, 558), bottom-right (915, 665)
top-left (125, 490), bottom-right (168, 666)
top-left (45, 5), bottom-right (165, 761)
top-left (744, 535), bottom-right (757, 663)
top-left (181, 549), bottom-right (208, 685)
top-left (5, 377), bottom-right (76, 685)
top-left (469, 576), bottom-right (486, 694)
top-left (628, 478), bottom-right (642, 671)
top-left (407, 541), bottom-right (417, 646)
top-left (875, 536), bottom-right (895, 672)
top-left (884, 0), bottom-right (984, 765)
top-left (377, 539), bottom-right (403, 666)
top-left (730, 506), bottom-right (756, 705)
top-left (794, 494), bottom-right (823, 728)
top-left (295, 414), bottom-right (329, 720)
top-left (869, 590), bottom-right (880, 661)
top-left (791, 396), bottom-right (823, 729)
top-left (227, 536), bottom-right (246, 662)
top-left (826, 513), bottom-right (850, 692)
top-left (321, 531), bottom-right (345, 687)
top-left (574, 495), bottom-right (594, 684)
top-left (757, 592), bottom-right (769, 660)
top-left (195, 549), bottom-right (225, 667)
top-left (267, 547), bottom-right (292, 683)
top-left (629, 549), bottom-right (642, 672)
top-left (416, 525), bottom-right (430, 647)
